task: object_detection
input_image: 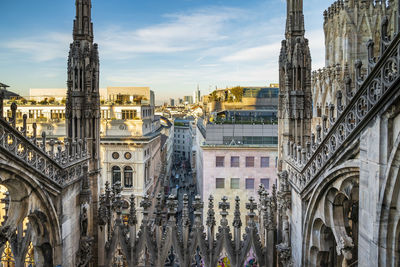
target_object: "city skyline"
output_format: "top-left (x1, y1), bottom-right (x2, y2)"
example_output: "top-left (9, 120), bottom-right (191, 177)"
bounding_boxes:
top-left (0, 0), bottom-right (398, 265)
top-left (0, 0), bottom-right (327, 102)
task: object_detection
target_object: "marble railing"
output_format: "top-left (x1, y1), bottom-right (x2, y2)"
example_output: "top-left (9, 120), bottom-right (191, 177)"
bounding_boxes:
top-left (286, 18), bottom-right (400, 193)
top-left (0, 101), bottom-right (89, 186)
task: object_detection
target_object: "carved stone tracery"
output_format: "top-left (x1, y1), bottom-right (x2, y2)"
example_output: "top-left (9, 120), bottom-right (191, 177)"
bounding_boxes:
top-left (98, 182), bottom-right (276, 267)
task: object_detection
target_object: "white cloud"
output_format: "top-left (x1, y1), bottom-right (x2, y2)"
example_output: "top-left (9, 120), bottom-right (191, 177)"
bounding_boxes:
top-left (1, 2), bottom-right (327, 101)
top-left (103, 60), bottom-right (278, 101)
top-left (2, 7), bottom-right (243, 62)
top-left (220, 43), bottom-right (281, 62)
top-left (98, 7), bottom-right (243, 57)
top-left (4, 33), bottom-right (70, 62)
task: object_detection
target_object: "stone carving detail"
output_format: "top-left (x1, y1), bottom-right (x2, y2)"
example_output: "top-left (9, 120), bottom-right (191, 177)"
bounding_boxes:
top-left (285, 27), bottom-right (400, 192)
top-left (278, 0), bottom-right (312, 181)
top-left (76, 235), bottom-right (94, 267)
top-left (276, 171), bottom-right (293, 266)
top-left (76, 165), bottom-right (93, 266)
top-left (0, 96), bottom-right (89, 186)
top-left (277, 246), bottom-right (293, 267)
top-left (98, 183), bottom-right (276, 267)
top-left (80, 206), bottom-right (88, 237)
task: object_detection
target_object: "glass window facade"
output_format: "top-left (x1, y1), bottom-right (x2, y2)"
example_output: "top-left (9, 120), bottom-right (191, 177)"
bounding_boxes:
top-left (222, 136), bottom-right (278, 145)
top-left (242, 87), bottom-right (279, 98)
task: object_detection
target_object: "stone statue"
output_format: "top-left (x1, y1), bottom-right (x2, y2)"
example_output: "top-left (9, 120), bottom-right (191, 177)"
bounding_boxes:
top-left (77, 205), bottom-right (93, 266)
top-left (350, 201), bottom-right (358, 224)
top-left (76, 236), bottom-right (94, 267)
top-left (282, 215), bottom-right (290, 246)
top-left (80, 206), bottom-right (88, 237)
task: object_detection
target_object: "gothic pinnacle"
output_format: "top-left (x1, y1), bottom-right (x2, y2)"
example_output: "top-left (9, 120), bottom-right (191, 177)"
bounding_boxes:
top-left (73, 0), bottom-right (94, 42)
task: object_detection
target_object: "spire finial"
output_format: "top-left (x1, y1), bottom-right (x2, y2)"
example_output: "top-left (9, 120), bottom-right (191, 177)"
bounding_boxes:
top-left (73, 0), bottom-right (93, 42)
top-left (285, 0), bottom-right (305, 38)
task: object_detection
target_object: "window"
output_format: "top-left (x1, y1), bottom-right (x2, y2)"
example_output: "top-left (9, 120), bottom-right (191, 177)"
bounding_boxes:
top-left (112, 152), bottom-right (120, 160)
top-left (246, 157), bottom-right (255, 167)
top-left (144, 162), bottom-right (150, 184)
top-left (216, 178), bottom-right (225, 189)
top-left (112, 166), bottom-right (121, 185)
top-left (124, 152), bottom-right (132, 160)
top-left (124, 166), bottom-right (133, 187)
top-left (261, 157), bottom-right (270, 168)
top-left (231, 178), bottom-right (240, 189)
top-left (246, 178), bottom-right (255, 189)
top-left (216, 156), bottom-right (225, 167)
top-left (261, 178), bottom-right (270, 189)
top-left (121, 110), bottom-right (137, 120)
top-left (122, 201), bottom-right (129, 210)
top-left (231, 156), bottom-right (240, 167)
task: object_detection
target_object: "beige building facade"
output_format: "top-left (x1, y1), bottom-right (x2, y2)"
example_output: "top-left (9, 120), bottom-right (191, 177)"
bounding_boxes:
top-left (201, 146), bottom-right (278, 225)
top-left (195, 115), bottom-right (279, 225)
top-left (2, 93), bottom-right (171, 225)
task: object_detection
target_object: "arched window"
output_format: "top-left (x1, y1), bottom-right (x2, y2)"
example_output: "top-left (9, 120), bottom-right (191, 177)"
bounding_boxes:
top-left (112, 166), bottom-right (121, 185)
top-left (124, 166), bottom-right (133, 188)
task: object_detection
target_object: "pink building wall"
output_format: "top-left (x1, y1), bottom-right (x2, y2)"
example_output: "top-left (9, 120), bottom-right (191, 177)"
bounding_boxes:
top-left (201, 146), bottom-right (278, 224)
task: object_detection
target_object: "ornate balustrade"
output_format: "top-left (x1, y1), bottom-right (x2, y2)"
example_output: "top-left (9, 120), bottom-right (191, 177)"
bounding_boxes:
top-left (0, 100), bottom-right (89, 186)
top-left (98, 182), bottom-right (277, 267)
top-left (285, 17), bottom-right (400, 193)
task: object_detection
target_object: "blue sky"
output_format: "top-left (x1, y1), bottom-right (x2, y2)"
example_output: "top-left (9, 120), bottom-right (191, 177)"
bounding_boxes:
top-left (0, 0), bottom-right (329, 103)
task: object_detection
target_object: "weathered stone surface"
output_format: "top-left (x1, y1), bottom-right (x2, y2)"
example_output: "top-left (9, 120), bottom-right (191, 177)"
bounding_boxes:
top-left (278, 0), bottom-right (400, 266)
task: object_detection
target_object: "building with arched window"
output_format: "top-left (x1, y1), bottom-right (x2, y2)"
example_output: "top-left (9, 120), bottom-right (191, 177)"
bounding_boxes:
top-left (123, 166), bottom-right (133, 188)
top-left (2, 89), bottom-right (174, 228)
top-left (112, 166), bottom-right (121, 185)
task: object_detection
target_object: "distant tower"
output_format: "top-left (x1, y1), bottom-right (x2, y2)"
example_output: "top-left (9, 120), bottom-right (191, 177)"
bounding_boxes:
top-left (194, 84), bottom-right (201, 103)
top-left (278, 0), bottom-right (312, 170)
top-left (66, 0), bottom-right (101, 263)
